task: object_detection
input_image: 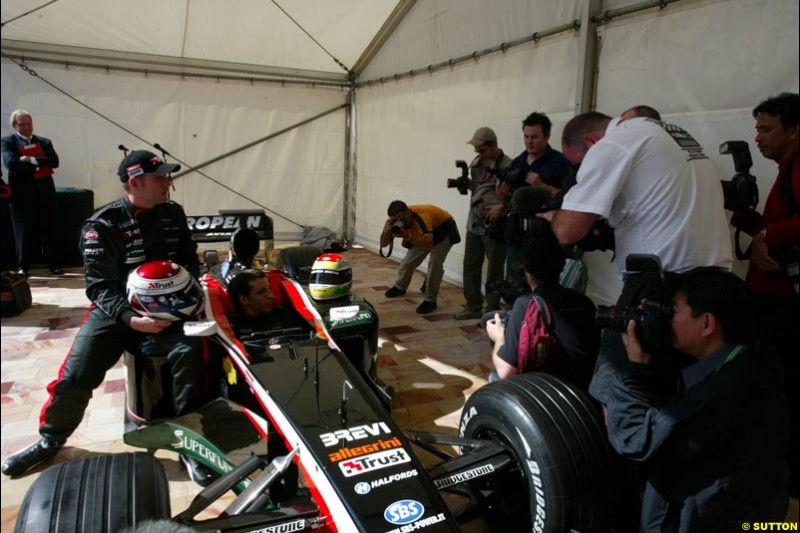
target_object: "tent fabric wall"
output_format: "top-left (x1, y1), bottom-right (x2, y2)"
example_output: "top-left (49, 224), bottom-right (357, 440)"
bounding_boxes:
top-left (359, 0), bottom-right (581, 81)
top-left (356, 34), bottom-right (580, 285)
top-left (583, 0), bottom-right (800, 304)
top-left (2, 0), bottom-right (798, 304)
top-left (1, 61), bottom-right (348, 237)
top-left (0, 0), bottom-right (398, 75)
top-left (354, 0), bottom-right (799, 305)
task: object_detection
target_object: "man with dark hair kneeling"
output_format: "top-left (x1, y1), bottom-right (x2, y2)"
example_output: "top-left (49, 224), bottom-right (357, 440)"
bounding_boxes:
top-left (607, 268), bottom-right (788, 532)
top-left (486, 227), bottom-right (598, 391)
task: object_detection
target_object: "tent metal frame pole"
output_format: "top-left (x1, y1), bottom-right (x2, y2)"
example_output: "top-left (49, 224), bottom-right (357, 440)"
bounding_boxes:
top-left (593, 0), bottom-right (683, 25)
top-left (351, 0), bottom-right (418, 78)
top-left (343, 87), bottom-right (358, 241)
top-left (576, 0), bottom-right (602, 114)
top-left (355, 20), bottom-right (580, 88)
top-left (171, 103), bottom-right (347, 180)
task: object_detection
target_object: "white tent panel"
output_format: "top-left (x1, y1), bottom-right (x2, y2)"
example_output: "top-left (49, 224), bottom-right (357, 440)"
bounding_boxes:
top-left (1, 0), bottom-right (399, 74)
top-left (587, 0), bottom-right (799, 305)
top-left (360, 0), bottom-right (581, 81)
top-left (356, 35), bottom-right (580, 284)
top-left (1, 60), bottom-right (347, 235)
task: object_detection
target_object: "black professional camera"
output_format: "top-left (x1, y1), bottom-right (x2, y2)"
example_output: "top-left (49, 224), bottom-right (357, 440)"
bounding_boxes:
top-left (719, 141), bottom-right (759, 212)
top-left (550, 168), bottom-right (616, 253)
top-left (446, 160), bottom-right (471, 195)
top-left (490, 167), bottom-right (525, 190)
top-left (485, 261), bottom-right (531, 307)
top-left (500, 186), bottom-right (554, 247)
top-left (595, 254), bottom-right (672, 355)
top-left (390, 218), bottom-right (408, 236)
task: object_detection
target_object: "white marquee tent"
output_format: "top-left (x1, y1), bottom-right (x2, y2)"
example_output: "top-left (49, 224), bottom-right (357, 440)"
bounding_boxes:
top-left (2, 0), bottom-right (798, 304)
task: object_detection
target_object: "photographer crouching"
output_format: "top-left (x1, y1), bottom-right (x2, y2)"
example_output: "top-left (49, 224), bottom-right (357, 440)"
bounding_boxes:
top-left (381, 200), bottom-right (461, 314)
top-left (485, 225), bottom-right (599, 392)
top-left (606, 267), bottom-right (788, 531)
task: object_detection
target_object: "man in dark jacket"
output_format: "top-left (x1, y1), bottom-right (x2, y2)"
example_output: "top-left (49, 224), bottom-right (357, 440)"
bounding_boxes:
top-left (607, 268), bottom-right (788, 532)
top-left (486, 225), bottom-right (598, 391)
top-left (1, 150), bottom-right (211, 483)
top-left (1, 110), bottom-right (62, 275)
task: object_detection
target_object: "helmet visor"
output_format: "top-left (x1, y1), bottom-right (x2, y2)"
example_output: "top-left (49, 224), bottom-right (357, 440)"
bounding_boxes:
top-left (310, 269), bottom-right (352, 286)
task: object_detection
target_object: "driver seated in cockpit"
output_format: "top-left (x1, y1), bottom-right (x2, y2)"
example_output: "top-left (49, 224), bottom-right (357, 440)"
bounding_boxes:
top-left (227, 269), bottom-right (306, 337)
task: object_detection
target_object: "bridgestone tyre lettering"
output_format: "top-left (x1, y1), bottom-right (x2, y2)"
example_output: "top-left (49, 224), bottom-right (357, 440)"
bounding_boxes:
top-left (460, 373), bottom-right (611, 533)
top-left (14, 453), bottom-right (170, 533)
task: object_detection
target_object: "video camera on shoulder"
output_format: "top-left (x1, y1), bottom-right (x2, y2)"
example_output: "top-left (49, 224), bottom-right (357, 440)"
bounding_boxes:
top-left (446, 160), bottom-right (471, 195)
top-left (594, 254), bottom-right (673, 355)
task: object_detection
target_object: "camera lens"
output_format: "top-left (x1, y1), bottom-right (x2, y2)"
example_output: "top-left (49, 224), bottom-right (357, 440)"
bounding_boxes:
top-left (390, 219), bottom-right (405, 235)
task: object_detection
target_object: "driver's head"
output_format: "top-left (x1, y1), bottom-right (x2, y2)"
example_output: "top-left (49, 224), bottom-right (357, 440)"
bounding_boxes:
top-left (229, 269), bottom-right (274, 318)
top-left (118, 150), bottom-right (180, 208)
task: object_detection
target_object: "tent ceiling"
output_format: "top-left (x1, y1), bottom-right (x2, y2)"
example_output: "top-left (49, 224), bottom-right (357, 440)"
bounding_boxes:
top-left (1, 0), bottom-right (402, 81)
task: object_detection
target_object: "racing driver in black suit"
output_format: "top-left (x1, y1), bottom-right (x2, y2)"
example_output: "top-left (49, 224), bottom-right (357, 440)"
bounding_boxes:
top-left (2, 150), bottom-right (212, 484)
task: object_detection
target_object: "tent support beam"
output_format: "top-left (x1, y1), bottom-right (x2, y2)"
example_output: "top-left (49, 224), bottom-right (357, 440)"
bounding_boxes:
top-left (171, 104), bottom-right (347, 181)
top-left (1, 39), bottom-right (348, 85)
top-left (351, 0), bottom-right (418, 79)
top-left (355, 19), bottom-right (580, 88)
top-left (575, 0), bottom-right (602, 114)
top-left (343, 88), bottom-right (358, 241)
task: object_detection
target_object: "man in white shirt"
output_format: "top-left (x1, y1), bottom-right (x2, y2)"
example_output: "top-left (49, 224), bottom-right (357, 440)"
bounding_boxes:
top-left (541, 112), bottom-right (733, 404)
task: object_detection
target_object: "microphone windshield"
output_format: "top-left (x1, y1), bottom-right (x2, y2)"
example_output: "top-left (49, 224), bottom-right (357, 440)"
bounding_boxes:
top-left (511, 186), bottom-right (552, 215)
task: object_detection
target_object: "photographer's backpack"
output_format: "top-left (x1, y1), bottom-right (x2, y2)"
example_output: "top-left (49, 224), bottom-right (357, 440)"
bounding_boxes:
top-left (1, 271), bottom-right (32, 318)
top-left (517, 294), bottom-right (558, 374)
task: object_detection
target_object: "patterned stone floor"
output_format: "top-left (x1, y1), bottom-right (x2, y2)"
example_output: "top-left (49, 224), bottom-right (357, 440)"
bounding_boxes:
top-left (0, 245), bottom-right (494, 531)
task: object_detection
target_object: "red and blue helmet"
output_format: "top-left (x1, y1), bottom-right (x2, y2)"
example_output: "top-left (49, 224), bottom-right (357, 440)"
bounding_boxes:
top-left (126, 260), bottom-right (204, 321)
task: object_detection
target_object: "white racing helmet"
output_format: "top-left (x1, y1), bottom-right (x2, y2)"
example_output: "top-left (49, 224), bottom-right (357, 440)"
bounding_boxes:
top-left (126, 260), bottom-right (204, 320)
top-left (309, 253), bottom-right (352, 301)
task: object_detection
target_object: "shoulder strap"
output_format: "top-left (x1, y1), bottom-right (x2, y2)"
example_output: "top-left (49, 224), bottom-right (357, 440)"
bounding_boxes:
top-left (411, 211), bottom-right (430, 234)
top-left (531, 293), bottom-right (553, 329)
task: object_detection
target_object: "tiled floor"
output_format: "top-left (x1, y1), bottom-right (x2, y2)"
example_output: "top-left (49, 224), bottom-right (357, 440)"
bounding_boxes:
top-left (1, 245), bottom-right (494, 531)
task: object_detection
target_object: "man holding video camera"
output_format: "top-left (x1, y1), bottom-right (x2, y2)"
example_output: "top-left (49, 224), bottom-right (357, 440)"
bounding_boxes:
top-left (381, 200), bottom-right (460, 314)
top-left (608, 267), bottom-right (788, 531)
top-left (747, 92), bottom-right (799, 498)
top-left (454, 127), bottom-right (512, 320)
top-left (543, 112), bottom-right (732, 403)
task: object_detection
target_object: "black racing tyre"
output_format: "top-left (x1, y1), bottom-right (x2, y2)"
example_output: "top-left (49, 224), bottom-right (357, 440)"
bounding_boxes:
top-left (460, 373), bottom-right (611, 533)
top-left (15, 453), bottom-right (171, 533)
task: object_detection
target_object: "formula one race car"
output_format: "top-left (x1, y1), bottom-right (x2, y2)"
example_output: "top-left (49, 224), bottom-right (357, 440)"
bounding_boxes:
top-left (14, 247), bottom-right (611, 533)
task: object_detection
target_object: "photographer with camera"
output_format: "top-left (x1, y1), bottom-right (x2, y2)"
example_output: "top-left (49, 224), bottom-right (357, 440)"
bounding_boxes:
top-left (606, 267), bottom-right (788, 531)
top-left (542, 112), bottom-right (733, 404)
top-left (450, 127), bottom-right (512, 320)
top-left (747, 92), bottom-right (799, 498)
top-left (486, 227), bottom-right (598, 391)
top-left (381, 200), bottom-right (460, 314)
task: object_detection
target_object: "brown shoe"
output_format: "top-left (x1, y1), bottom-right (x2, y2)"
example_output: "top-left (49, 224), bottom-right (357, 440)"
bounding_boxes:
top-left (454, 308), bottom-right (483, 320)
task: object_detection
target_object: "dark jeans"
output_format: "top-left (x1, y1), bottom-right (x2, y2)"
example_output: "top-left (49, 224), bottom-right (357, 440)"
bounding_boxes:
top-left (39, 306), bottom-right (207, 442)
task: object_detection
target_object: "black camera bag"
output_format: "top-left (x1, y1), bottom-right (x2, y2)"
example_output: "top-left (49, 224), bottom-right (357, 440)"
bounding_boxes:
top-left (1, 271), bottom-right (32, 317)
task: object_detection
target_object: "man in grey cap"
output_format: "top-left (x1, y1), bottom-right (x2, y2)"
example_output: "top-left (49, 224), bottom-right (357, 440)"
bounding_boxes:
top-left (455, 127), bottom-right (512, 320)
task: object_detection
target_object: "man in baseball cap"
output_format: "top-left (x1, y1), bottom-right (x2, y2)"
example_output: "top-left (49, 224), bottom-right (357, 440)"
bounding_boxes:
top-left (456, 126), bottom-right (512, 320)
top-left (118, 150), bottom-right (180, 181)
